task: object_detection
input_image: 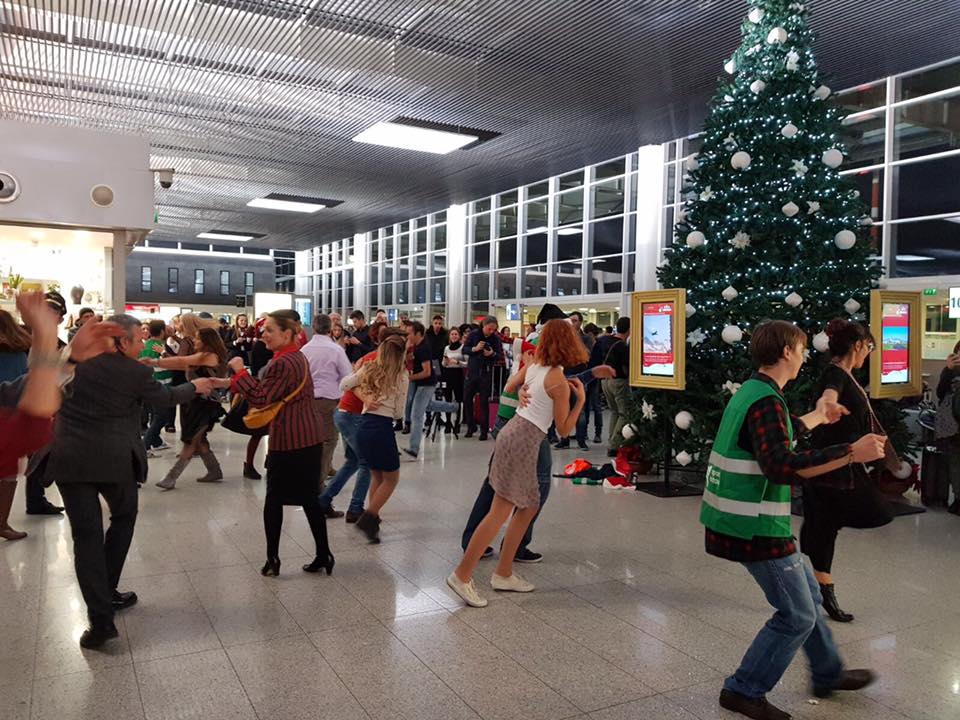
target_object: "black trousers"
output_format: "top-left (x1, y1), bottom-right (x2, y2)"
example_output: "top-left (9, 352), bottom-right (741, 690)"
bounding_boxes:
top-left (463, 371), bottom-right (491, 435)
top-left (800, 480), bottom-right (894, 574)
top-left (58, 480), bottom-right (139, 624)
top-left (263, 447), bottom-right (330, 561)
top-left (441, 369), bottom-right (465, 426)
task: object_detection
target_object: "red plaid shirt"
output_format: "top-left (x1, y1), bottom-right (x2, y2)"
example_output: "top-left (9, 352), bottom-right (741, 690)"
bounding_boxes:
top-left (706, 373), bottom-right (851, 563)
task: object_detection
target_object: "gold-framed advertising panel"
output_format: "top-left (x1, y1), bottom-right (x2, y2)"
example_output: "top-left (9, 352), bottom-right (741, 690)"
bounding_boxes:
top-left (869, 289), bottom-right (923, 400)
top-left (629, 289), bottom-right (686, 390)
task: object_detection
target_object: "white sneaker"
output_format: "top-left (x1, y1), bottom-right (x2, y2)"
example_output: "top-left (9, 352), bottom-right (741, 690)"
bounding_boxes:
top-left (446, 572), bottom-right (488, 607)
top-left (490, 572), bottom-right (535, 593)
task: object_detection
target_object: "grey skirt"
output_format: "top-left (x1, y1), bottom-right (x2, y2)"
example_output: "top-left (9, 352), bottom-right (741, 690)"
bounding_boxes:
top-left (488, 414), bottom-right (544, 509)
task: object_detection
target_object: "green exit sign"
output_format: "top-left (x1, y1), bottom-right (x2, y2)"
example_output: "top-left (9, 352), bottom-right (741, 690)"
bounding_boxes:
top-left (923, 288), bottom-right (938, 296)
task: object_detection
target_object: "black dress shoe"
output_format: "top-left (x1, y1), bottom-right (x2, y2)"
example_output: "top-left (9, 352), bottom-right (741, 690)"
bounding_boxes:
top-left (355, 511), bottom-right (381, 544)
top-left (302, 554), bottom-right (335, 575)
top-left (718, 689), bottom-right (791, 720)
top-left (26, 501), bottom-right (64, 515)
top-left (322, 505), bottom-right (345, 519)
top-left (813, 669), bottom-right (876, 698)
top-left (242, 463), bottom-right (262, 480)
top-left (577, 440), bottom-right (589, 450)
top-left (401, 424), bottom-right (411, 435)
top-left (820, 583), bottom-right (854, 623)
top-left (79, 621), bottom-right (119, 650)
top-left (465, 430), bottom-right (475, 438)
top-left (593, 435), bottom-right (603, 444)
top-left (554, 439), bottom-right (570, 449)
top-left (111, 590), bottom-right (138, 611)
top-left (261, 557), bottom-right (281, 577)
top-left (478, 433), bottom-right (488, 441)
top-left (345, 510), bottom-right (362, 524)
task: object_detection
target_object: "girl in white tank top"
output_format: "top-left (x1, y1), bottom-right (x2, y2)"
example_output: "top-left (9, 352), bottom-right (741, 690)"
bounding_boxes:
top-left (448, 319), bottom-right (588, 609)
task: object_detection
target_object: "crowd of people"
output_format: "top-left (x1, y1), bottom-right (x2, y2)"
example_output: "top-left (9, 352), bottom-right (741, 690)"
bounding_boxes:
top-left (1, 294), bottom-right (917, 720)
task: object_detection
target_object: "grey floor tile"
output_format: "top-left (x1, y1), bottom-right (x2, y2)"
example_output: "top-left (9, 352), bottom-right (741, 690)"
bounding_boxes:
top-left (135, 648), bottom-right (256, 720)
top-left (0, 677), bottom-right (31, 720)
top-left (31, 665), bottom-right (144, 720)
top-left (588, 695), bottom-right (700, 720)
top-left (227, 635), bottom-right (368, 720)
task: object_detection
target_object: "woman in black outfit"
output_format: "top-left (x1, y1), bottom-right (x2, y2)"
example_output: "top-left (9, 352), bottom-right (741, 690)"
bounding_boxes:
top-left (935, 340), bottom-right (960, 514)
top-left (441, 327), bottom-right (467, 431)
top-left (803, 319), bottom-right (895, 622)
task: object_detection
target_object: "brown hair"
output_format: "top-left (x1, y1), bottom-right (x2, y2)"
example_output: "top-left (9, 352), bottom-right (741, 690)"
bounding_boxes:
top-left (0, 309), bottom-right (31, 353)
top-left (536, 319), bottom-right (589, 368)
top-left (147, 319), bottom-right (167, 338)
top-left (197, 327), bottom-right (229, 363)
top-left (750, 321), bottom-right (807, 367)
top-left (825, 318), bottom-right (874, 357)
top-left (268, 309), bottom-right (302, 344)
top-left (358, 334), bottom-right (407, 402)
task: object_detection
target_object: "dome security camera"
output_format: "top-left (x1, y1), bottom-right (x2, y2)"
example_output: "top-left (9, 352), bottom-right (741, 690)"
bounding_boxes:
top-left (0, 171), bottom-right (21, 203)
top-left (153, 168), bottom-right (175, 189)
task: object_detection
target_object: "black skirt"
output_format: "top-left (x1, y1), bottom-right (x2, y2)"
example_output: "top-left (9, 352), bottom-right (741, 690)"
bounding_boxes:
top-left (180, 397), bottom-right (225, 443)
top-left (265, 445), bottom-right (324, 506)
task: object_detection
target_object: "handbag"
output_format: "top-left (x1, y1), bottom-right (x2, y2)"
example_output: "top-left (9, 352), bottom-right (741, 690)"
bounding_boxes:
top-left (221, 395), bottom-right (268, 437)
top-left (242, 372), bottom-right (308, 429)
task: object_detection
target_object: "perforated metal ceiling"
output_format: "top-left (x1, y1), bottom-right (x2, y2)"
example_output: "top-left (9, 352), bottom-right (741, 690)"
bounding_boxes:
top-left (2, 0), bottom-right (957, 248)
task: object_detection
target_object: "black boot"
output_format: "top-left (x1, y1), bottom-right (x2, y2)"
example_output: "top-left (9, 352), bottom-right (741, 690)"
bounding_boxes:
top-left (949, 499), bottom-right (960, 515)
top-left (820, 583), bottom-right (854, 622)
top-left (79, 620), bottom-right (119, 649)
top-left (243, 462), bottom-right (262, 480)
top-left (813, 668), bottom-right (876, 698)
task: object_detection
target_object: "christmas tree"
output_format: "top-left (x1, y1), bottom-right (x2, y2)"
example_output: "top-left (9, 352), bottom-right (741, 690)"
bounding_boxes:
top-left (626, 0), bottom-right (901, 468)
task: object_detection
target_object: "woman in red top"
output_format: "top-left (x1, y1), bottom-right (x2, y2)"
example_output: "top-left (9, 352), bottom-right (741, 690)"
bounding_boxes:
top-left (224, 309), bottom-right (332, 578)
top-left (0, 293), bottom-right (120, 540)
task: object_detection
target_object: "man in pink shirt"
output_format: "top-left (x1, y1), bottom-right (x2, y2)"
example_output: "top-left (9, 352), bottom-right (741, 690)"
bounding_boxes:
top-left (300, 314), bottom-right (353, 501)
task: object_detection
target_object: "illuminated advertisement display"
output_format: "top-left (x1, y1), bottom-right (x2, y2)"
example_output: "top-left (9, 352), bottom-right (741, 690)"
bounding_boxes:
top-left (642, 302), bottom-right (675, 377)
top-left (880, 302), bottom-right (910, 385)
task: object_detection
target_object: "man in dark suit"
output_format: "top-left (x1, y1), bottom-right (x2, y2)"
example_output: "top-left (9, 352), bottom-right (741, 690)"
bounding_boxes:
top-left (462, 316), bottom-right (503, 440)
top-left (45, 314), bottom-right (214, 649)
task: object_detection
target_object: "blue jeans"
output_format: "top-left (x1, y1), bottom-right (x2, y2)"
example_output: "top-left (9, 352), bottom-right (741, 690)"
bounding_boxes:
top-left (406, 385), bottom-right (435, 456)
top-left (318, 411), bottom-right (370, 515)
top-left (143, 405), bottom-right (174, 450)
top-left (460, 415), bottom-right (552, 554)
top-left (403, 381), bottom-right (416, 425)
top-left (725, 554), bottom-right (843, 698)
top-left (576, 381), bottom-right (603, 442)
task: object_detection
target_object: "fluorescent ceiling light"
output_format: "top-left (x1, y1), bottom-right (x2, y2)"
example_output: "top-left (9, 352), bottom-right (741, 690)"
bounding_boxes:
top-left (895, 254), bottom-right (936, 262)
top-left (198, 232), bottom-right (253, 242)
top-left (557, 226), bottom-right (583, 235)
top-left (353, 119), bottom-right (480, 155)
top-left (248, 197), bottom-right (325, 213)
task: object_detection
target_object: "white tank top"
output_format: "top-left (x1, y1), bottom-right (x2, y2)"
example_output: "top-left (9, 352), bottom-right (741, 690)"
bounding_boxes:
top-left (516, 363), bottom-right (558, 433)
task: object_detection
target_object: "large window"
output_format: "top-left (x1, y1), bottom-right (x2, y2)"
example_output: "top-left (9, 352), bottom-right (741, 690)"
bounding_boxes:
top-left (244, 272), bottom-right (254, 296)
top-left (219, 270), bottom-right (230, 296)
top-left (140, 266), bottom-right (151, 293)
top-left (194, 269), bottom-right (204, 294)
top-left (168, 268), bottom-right (178, 294)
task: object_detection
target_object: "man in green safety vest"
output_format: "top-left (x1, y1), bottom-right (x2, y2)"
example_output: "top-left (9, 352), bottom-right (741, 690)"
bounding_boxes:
top-left (702, 320), bottom-right (886, 720)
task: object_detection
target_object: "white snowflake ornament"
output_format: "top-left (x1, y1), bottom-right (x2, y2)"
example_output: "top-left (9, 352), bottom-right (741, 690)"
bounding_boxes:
top-left (729, 231), bottom-right (751, 250)
top-left (785, 50), bottom-right (800, 71)
top-left (722, 380), bottom-right (742, 395)
top-left (782, 202), bottom-right (800, 217)
top-left (722, 286), bottom-right (740, 302)
top-left (791, 159), bottom-right (809, 177)
top-left (641, 400), bottom-right (656, 421)
top-left (699, 186), bottom-right (715, 201)
top-left (844, 298), bottom-right (862, 315)
top-left (785, 292), bottom-right (803, 307)
top-left (687, 328), bottom-right (707, 346)
top-left (724, 59), bottom-right (737, 75)
top-left (806, 201), bottom-right (820, 214)
top-left (723, 133), bottom-right (739, 150)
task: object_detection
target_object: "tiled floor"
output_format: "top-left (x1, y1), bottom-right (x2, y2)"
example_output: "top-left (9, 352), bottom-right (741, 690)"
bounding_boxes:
top-left (2, 424), bottom-right (959, 720)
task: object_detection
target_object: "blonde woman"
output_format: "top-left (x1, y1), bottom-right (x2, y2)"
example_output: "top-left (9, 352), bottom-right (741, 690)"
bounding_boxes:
top-left (340, 334), bottom-right (409, 543)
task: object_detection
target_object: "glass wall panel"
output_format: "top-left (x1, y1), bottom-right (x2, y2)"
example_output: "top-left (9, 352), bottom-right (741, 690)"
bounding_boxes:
top-left (474, 198), bottom-right (491, 214)
top-left (368, 285), bottom-right (378, 306)
top-left (837, 82), bottom-right (887, 113)
top-left (415, 254), bottom-right (428, 278)
top-left (383, 265), bottom-right (393, 304)
top-left (431, 252), bottom-right (447, 276)
top-left (415, 229), bottom-right (428, 253)
top-left (525, 232), bottom-right (548, 265)
top-left (557, 228), bottom-right (583, 261)
top-left (665, 163), bottom-right (677, 204)
top-left (552, 262), bottom-right (583, 296)
top-left (497, 189), bottom-right (518, 208)
top-left (895, 155), bottom-right (960, 219)
top-left (469, 272), bottom-right (490, 301)
top-left (558, 188), bottom-right (584, 226)
top-left (370, 238), bottom-right (380, 262)
top-left (592, 177), bottom-right (625, 218)
top-left (846, 168), bottom-right (884, 219)
top-left (369, 266), bottom-right (379, 285)
top-left (890, 216), bottom-right (960, 277)
top-left (399, 233), bottom-right (410, 257)
top-left (414, 280), bottom-right (426, 304)
top-left (840, 111), bottom-right (886, 169)
top-left (498, 237), bottom-right (517, 268)
top-left (626, 253), bottom-right (637, 291)
top-left (469, 302), bottom-right (490, 320)
top-left (434, 225), bottom-right (447, 250)
top-left (595, 157), bottom-right (626, 180)
top-left (415, 216), bottom-right (428, 229)
top-left (496, 270), bottom-right (518, 299)
top-left (898, 59), bottom-right (960, 101)
top-left (474, 213), bottom-right (492, 243)
top-left (521, 266), bottom-right (548, 298)
top-left (433, 210), bottom-right (447, 224)
top-left (589, 216), bottom-right (624, 257)
top-left (384, 234), bottom-right (394, 259)
top-left (587, 256), bottom-right (624, 294)
top-left (498, 204), bottom-right (518, 238)
top-left (471, 242), bottom-right (491, 271)
top-left (559, 171), bottom-right (583, 191)
top-left (431, 278), bottom-right (446, 303)
top-left (527, 180), bottom-right (549, 198)
top-left (894, 92), bottom-right (960, 159)
top-left (524, 199), bottom-right (548, 231)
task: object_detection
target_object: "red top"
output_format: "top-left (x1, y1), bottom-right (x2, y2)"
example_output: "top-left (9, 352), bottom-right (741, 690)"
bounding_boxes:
top-left (338, 351), bottom-right (377, 414)
top-left (0, 410), bottom-right (54, 479)
top-left (231, 347), bottom-right (324, 451)
top-left (296, 330), bottom-right (309, 349)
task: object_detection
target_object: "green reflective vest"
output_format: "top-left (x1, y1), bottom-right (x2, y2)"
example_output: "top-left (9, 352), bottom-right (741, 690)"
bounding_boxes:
top-left (699, 378), bottom-right (793, 540)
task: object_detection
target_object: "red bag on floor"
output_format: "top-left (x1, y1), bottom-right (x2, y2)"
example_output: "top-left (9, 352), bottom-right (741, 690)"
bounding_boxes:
top-left (488, 399), bottom-right (499, 431)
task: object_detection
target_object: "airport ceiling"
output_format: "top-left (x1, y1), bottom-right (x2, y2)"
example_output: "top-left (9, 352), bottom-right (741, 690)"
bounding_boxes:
top-left (1, 0), bottom-right (958, 249)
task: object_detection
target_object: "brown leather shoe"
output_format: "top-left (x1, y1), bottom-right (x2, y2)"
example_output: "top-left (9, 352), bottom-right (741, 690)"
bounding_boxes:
top-left (813, 669), bottom-right (876, 698)
top-left (345, 511), bottom-right (362, 524)
top-left (322, 505), bottom-right (344, 519)
top-left (719, 689), bottom-right (791, 720)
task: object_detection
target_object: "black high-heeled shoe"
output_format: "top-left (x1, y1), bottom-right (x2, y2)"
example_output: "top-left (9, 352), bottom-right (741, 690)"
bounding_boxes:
top-left (261, 557), bottom-right (281, 577)
top-left (302, 554), bottom-right (335, 575)
top-left (820, 583), bottom-right (854, 622)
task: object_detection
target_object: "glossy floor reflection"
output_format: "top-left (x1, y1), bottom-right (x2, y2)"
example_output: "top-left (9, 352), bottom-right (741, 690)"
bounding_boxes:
top-left (2, 424), bottom-right (958, 720)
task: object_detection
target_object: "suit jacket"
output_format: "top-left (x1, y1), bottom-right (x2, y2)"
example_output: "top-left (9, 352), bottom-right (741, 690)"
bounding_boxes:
top-left (45, 353), bottom-right (196, 486)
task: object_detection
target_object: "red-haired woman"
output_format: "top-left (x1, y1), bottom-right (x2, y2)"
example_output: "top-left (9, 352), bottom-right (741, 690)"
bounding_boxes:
top-left (448, 319), bottom-right (587, 607)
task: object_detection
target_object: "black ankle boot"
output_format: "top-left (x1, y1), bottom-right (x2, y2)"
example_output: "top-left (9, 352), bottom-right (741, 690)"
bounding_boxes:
top-left (820, 583), bottom-right (854, 622)
top-left (302, 554), bottom-right (335, 575)
top-left (261, 557), bottom-right (281, 577)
